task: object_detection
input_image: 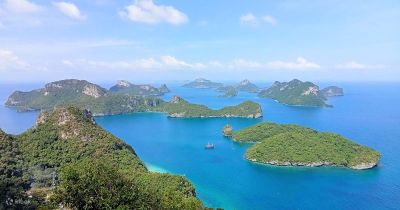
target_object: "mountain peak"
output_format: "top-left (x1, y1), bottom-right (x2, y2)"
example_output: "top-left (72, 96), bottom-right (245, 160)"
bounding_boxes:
top-left (116, 80), bottom-right (132, 87)
top-left (36, 107), bottom-right (94, 126)
top-left (239, 79), bottom-right (251, 85)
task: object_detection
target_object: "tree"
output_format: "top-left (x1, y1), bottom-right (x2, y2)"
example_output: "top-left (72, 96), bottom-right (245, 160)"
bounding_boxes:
top-left (0, 130), bottom-right (31, 209)
top-left (52, 158), bottom-right (140, 210)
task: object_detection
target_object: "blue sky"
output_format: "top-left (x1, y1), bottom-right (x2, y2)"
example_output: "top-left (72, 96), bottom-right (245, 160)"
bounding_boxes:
top-left (0, 0), bottom-right (399, 83)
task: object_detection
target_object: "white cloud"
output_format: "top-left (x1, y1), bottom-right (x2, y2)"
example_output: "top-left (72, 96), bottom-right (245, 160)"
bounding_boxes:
top-left (61, 55), bottom-right (206, 71)
top-left (240, 13), bottom-right (278, 26)
top-left (3, 0), bottom-right (42, 14)
top-left (229, 59), bottom-right (263, 69)
top-left (267, 57), bottom-right (320, 70)
top-left (336, 61), bottom-right (384, 70)
top-left (0, 49), bottom-right (29, 70)
top-left (52, 2), bottom-right (86, 20)
top-left (240, 13), bottom-right (257, 26)
top-left (263, 15), bottom-right (277, 25)
top-left (119, 0), bottom-right (188, 25)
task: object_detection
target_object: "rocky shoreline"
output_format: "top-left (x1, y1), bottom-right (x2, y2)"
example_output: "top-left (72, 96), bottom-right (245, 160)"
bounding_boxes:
top-left (247, 158), bottom-right (378, 170)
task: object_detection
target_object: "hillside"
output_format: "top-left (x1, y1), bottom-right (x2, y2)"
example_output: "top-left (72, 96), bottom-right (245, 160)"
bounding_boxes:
top-left (321, 86), bottom-right (344, 97)
top-left (155, 96), bottom-right (262, 118)
top-left (6, 79), bottom-right (163, 115)
top-left (216, 86), bottom-right (238, 98)
top-left (236, 80), bottom-right (259, 93)
top-left (1, 107), bottom-right (204, 209)
top-left (226, 122), bottom-right (380, 169)
top-left (6, 79), bottom-right (263, 118)
top-left (183, 78), bottom-right (223, 89)
top-left (258, 79), bottom-right (328, 107)
top-left (109, 80), bottom-right (165, 96)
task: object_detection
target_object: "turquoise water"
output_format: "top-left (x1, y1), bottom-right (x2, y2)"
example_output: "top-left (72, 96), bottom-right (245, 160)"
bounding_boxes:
top-left (1, 82), bottom-right (400, 209)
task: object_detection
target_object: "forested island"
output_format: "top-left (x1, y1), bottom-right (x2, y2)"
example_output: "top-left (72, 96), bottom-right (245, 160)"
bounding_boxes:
top-left (109, 80), bottom-right (169, 96)
top-left (236, 79), bottom-right (259, 93)
top-left (321, 86), bottom-right (344, 97)
top-left (0, 107), bottom-right (206, 209)
top-left (258, 79), bottom-right (344, 107)
top-left (216, 86), bottom-right (238, 98)
top-left (223, 123), bottom-right (380, 169)
top-left (155, 96), bottom-right (262, 118)
top-left (6, 79), bottom-right (262, 118)
top-left (183, 78), bottom-right (223, 89)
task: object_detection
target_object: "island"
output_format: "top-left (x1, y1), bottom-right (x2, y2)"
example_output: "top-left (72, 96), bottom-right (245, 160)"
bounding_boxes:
top-left (321, 86), bottom-right (344, 97)
top-left (224, 122), bottom-right (380, 170)
top-left (6, 79), bottom-right (263, 118)
top-left (236, 79), bottom-right (259, 93)
top-left (109, 80), bottom-right (166, 96)
top-left (182, 78), bottom-right (223, 89)
top-left (6, 79), bottom-right (163, 115)
top-left (159, 84), bottom-right (171, 94)
top-left (155, 96), bottom-right (262, 118)
top-left (0, 107), bottom-right (204, 209)
top-left (258, 79), bottom-right (328, 107)
top-left (216, 86), bottom-right (238, 98)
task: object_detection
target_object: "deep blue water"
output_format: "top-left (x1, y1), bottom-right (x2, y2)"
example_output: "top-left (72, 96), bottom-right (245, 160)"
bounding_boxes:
top-left (1, 82), bottom-right (400, 210)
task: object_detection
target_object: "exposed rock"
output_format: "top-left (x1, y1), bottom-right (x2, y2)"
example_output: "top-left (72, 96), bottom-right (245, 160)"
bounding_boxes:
top-left (82, 85), bottom-right (104, 98)
top-left (301, 86), bottom-right (319, 96)
top-left (117, 80), bottom-right (132, 87)
top-left (171, 96), bottom-right (183, 104)
top-left (222, 124), bottom-right (233, 137)
top-left (350, 162), bottom-right (377, 170)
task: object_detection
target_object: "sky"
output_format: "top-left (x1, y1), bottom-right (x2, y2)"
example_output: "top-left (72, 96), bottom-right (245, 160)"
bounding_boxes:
top-left (0, 0), bottom-right (399, 83)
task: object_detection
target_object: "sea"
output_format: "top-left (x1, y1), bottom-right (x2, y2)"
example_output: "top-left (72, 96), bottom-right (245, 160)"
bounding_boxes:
top-left (1, 82), bottom-right (399, 210)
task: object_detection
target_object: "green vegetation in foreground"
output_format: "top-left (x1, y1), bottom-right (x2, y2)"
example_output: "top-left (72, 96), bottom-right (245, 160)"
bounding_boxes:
top-left (154, 96), bottom-right (262, 118)
top-left (1, 107), bottom-right (204, 209)
top-left (227, 122), bottom-right (380, 169)
top-left (258, 79), bottom-right (328, 107)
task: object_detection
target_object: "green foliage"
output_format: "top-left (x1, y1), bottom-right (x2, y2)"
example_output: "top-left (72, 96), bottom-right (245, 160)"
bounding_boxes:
top-left (321, 86), bottom-right (344, 97)
top-left (1, 107), bottom-right (204, 209)
top-left (217, 86), bottom-right (238, 98)
top-left (155, 97), bottom-right (262, 118)
top-left (258, 79), bottom-right (327, 107)
top-left (109, 81), bottom-right (164, 96)
top-left (6, 79), bottom-right (262, 119)
top-left (230, 122), bottom-right (380, 168)
top-left (0, 130), bottom-right (31, 209)
top-left (6, 79), bottom-right (163, 115)
top-left (232, 122), bottom-right (314, 142)
top-left (236, 80), bottom-right (259, 93)
top-left (222, 124), bottom-right (233, 137)
top-left (52, 158), bottom-right (140, 209)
